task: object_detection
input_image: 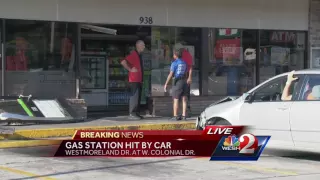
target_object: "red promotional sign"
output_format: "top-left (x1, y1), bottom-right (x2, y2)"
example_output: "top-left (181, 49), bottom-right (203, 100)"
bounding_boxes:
top-left (214, 39), bottom-right (241, 59)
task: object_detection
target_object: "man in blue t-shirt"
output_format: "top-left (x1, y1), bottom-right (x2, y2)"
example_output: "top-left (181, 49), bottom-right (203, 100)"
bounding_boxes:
top-left (164, 48), bottom-right (188, 121)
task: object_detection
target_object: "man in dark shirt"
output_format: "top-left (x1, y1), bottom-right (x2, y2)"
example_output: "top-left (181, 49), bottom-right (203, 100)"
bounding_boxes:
top-left (164, 48), bottom-right (188, 121)
top-left (121, 40), bottom-right (145, 119)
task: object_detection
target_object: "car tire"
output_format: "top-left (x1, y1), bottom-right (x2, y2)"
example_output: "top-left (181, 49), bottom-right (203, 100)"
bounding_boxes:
top-left (206, 118), bottom-right (231, 126)
top-left (214, 120), bottom-right (231, 125)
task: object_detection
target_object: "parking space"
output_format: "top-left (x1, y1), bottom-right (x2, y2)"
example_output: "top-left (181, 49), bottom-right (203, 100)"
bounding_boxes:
top-left (1, 146), bottom-right (320, 180)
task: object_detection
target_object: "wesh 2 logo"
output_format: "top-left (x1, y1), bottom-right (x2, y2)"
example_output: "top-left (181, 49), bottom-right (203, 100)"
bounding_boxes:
top-left (222, 134), bottom-right (258, 154)
top-left (205, 126), bottom-right (270, 161)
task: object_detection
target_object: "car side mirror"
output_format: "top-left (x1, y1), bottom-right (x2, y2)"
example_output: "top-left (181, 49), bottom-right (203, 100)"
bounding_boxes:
top-left (244, 93), bottom-right (255, 103)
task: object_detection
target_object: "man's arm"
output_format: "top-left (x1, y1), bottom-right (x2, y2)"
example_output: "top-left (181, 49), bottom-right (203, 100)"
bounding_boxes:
top-left (186, 51), bottom-right (193, 84)
top-left (120, 59), bottom-right (132, 72)
top-left (187, 67), bottom-right (192, 83)
top-left (281, 71), bottom-right (298, 101)
top-left (165, 71), bottom-right (174, 87)
top-left (164, 63), bottom-right (176, 90)
top-left (281, 81), bottom-right (292, 101)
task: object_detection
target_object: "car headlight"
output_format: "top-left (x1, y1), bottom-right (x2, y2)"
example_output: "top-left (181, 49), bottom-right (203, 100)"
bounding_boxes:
top-left (198, 111), bottom-right (206, 127)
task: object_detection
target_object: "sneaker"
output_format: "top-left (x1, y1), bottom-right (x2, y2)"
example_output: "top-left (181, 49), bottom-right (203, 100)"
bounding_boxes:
top-left (135, 113), bottom-right (144, 119)
top-left (181, 116), bottom-right (187, 120)
top-left (169, 116), bottom-right (181, 121)
top-left (129, 114), bottom-right (142, 120)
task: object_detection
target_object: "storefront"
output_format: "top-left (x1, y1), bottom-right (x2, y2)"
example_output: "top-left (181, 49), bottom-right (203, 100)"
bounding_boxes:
top-left (0, 0), bottom-right (312, 114)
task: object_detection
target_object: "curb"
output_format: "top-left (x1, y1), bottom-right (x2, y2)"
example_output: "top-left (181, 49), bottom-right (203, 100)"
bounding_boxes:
top-left (0, 140), bottom-right (62, 149)
top-left (0, 122), bottom-right (195, 148)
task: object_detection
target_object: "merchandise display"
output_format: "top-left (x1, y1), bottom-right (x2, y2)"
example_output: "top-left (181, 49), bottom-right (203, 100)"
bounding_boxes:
top-left (140, 52), bottom-right (152, 104)
top-left (109, 92), bottom-right (130, 104)
top-left (107, 43), bottom-right (151, 105)
top-left (80, 53), bottom-right (107, 89)
top-left (107, 45), bottom-right (131, 105)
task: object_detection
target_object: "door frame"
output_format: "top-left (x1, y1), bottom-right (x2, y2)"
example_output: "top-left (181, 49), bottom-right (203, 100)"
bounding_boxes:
top-left (1, 19), bottom-right (5, 96)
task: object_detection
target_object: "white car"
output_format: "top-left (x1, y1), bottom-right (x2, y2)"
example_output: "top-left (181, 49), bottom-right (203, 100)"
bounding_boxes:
top-left (197, 69), bottom-right (320, 150)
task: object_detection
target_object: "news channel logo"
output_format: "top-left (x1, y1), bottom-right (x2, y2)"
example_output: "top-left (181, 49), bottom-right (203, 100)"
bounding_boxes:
top-left (210, 134), bottom-right (270, 161)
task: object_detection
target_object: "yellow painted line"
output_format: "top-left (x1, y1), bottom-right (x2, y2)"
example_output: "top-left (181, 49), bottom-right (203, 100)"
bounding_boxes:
top-left (1, 122), bottom-right (195, 140)
top-left (0, 140), bottom-right (62, 148)
top-left (218, 162), bottom-right (298, 176)
top-left (0, 165), bottom-right (56, 180)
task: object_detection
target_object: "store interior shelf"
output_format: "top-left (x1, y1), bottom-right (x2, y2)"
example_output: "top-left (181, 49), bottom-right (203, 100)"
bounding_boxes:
top-left (109, 87), bottom-right (129, 90)
top-left (80, 54), bottom-right (107, 90)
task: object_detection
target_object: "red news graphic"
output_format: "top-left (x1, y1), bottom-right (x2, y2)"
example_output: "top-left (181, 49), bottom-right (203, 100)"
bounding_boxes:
top-left (54, 126), bottom-right (270, 161)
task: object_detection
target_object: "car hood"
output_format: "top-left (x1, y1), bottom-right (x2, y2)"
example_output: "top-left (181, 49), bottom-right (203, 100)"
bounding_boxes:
top-left (207, 96), bottom-right (240, 108)
top-left (204, 95), bottom-right (244, 117)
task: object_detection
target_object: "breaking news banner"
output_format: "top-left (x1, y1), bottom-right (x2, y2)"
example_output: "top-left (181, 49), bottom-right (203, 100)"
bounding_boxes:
top-left (53, 126), bottom-right (270, 161)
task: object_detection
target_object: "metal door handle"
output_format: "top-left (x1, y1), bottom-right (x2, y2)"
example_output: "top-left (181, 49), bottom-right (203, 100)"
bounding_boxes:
top-left (277, 107), bottom-right (288, 110)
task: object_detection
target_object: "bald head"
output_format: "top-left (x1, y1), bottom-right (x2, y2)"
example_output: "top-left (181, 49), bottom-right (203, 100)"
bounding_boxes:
top-left (136, 40), bottom-right (145, 53)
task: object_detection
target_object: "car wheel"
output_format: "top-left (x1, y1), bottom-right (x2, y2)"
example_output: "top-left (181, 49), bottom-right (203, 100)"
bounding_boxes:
top-left (214, 120), bottom-right (231, 125)
top-left (206, 118), bottom-right (231, 126)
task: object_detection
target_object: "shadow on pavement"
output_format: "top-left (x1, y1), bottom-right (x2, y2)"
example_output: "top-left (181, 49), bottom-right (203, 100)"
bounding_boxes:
top-left (263, 148), bottom-right (320, 162)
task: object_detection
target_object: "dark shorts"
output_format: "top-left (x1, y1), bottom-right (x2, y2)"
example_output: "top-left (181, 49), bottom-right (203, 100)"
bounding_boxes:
top-left (172, 79), bottom-right (188, 99)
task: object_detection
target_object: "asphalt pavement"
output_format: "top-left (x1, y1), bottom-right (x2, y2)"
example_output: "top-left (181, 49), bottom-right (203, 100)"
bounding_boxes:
top-left (1, 146), bottom-right (320, 180)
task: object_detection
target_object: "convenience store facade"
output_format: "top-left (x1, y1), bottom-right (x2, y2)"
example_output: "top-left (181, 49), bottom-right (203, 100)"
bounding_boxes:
top-left (0, 0), bottom-right (315, 114)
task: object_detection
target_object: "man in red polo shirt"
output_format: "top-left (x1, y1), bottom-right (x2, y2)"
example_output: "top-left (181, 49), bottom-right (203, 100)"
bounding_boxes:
top-left (174, 43), bottom-right (193, 117)
top-left (121, 40), bottom-right (145, 120)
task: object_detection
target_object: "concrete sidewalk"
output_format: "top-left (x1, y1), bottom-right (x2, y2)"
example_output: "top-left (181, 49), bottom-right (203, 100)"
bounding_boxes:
top-left (0, 116), bottom-right (196, 141)
top-left (13, 116), bottom-right (196, 130)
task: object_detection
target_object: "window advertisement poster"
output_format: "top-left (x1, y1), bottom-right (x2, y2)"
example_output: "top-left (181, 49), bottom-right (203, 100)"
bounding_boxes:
top-left (214, 39), bottom-right (241, 60)
top-left (311, 47), bottom-right (320, 68)
top-left (270, 47), bottom-right (290, 65)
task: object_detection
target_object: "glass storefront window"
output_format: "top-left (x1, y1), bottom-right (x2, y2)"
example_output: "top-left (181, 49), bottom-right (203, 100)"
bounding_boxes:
top-left (150, 27), bottom-right (175, 96)
top-left (150, 26), bottom-right (201, 97)
top-left (259, 30), bottom-right (306, 83)
top-left (4, 20), bottom-right (77, 97)
top-left (208, 28), bottom-right (257, 96)
top-left (5, 20), bottom-right (75, 72)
